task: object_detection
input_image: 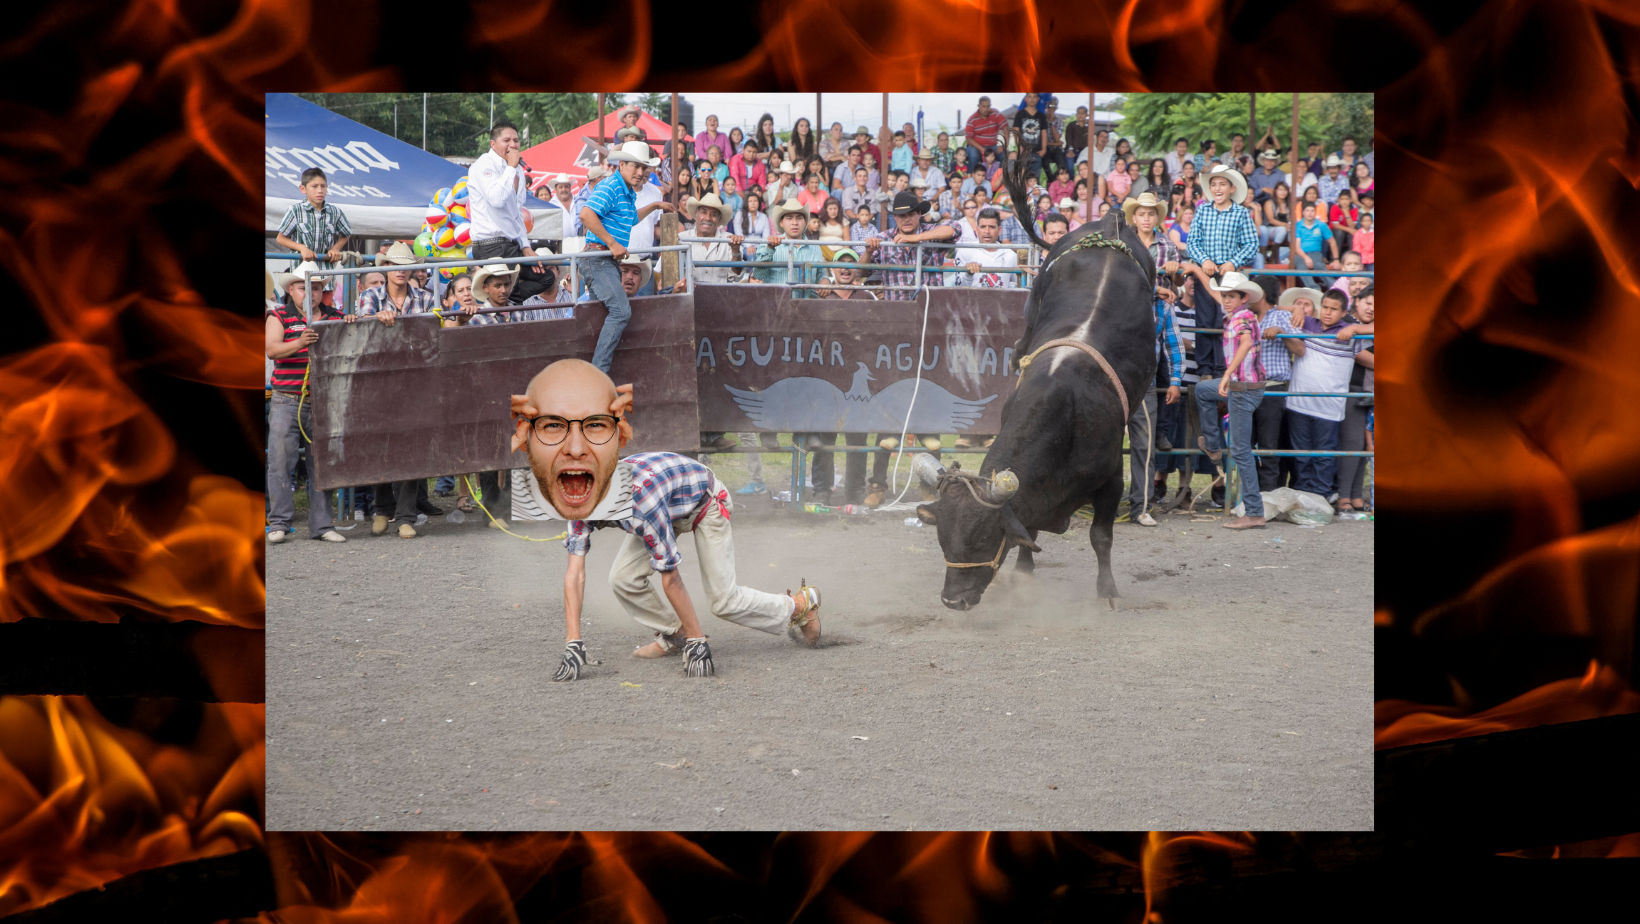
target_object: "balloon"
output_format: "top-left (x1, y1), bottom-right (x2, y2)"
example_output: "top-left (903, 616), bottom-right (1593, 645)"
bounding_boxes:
top-left (447, 202), bottom-right (468, 223)
top-left (434, 225), bottom-right (456, 250)
top-left (521, 207), bottom-right (534, 233)
top-left (413, 231), bottom-right (432, 259)
top-left (451, 177), bottom-right (469, 201)
top-left (452, 222), bottom-right (472, 247)
top-left (425, 204), bottom-right (447, 229)
top-left (436, 187), bottom-right (455, 210)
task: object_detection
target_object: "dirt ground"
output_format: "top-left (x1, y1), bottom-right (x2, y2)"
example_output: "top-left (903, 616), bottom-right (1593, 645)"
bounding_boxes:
top-left (266, 459), bottom-right (1373, 833)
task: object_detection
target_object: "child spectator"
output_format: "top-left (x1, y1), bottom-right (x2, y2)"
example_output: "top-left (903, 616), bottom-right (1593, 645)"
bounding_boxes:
top-left (1328, 188), bottom-right (1360, 253)
top-left (1293, 201), bottom-right (1336, 287)
top-left (1190, 270), bottom-right (1268, 529)
top-left (890, 130), bottom-right (913, 173)
top-left (276, 168), bottom-right (351, 269)
top-left (1285, 289), bottom-right (1371, 503)
top-left (1354, 212), bottom-right (1374, 269)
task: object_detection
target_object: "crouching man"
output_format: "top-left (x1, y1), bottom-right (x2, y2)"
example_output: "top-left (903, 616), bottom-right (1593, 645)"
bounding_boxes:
top-left (512, 359), bottom-right (823, 681)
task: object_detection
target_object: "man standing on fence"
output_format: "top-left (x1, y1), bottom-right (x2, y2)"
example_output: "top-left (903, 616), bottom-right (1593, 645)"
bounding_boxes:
top-left (470, 120), bottom-right (551, 303)
top-left (1186, 165), bottom-right (1258, 280)
top-left (579, 140), bottom-right (676, 373)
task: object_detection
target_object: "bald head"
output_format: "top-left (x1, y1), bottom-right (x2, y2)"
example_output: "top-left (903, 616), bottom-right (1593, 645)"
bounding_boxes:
top-left (527, 359), bottom-right (617, 420)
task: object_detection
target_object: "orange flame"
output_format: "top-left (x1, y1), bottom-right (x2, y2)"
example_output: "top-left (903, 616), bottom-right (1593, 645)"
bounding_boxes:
top-left (1140, 832), bottom-right (1255, 923)
top-left (1375, 660), bottom-right (1640, 749)
top-left (0, 696), bottom-right (263, 915)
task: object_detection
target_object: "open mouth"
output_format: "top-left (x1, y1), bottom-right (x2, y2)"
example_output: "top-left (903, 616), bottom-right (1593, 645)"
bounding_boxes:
top-left (557, 471), bottom-right (594, 506)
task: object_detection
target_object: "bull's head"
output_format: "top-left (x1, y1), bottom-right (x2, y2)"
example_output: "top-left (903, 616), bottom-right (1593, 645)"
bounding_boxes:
top-left (916, 464), bottom-right (1040, 610)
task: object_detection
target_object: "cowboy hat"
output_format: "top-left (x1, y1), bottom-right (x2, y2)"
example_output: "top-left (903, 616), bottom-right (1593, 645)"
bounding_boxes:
top-left (1258, 148), bottom-right (1279, 161)
top-left (615, 126), bottom-right (645, 141)
top-left (1121, 191), bottom-right (1166, 223)
top-left (608, 140), bottom-right (660, 167)
top-left (470, 263), bottom-right (520, 294)
top-left (854, 126), bottom-right (872, 136)
top-left (1204, 164), bottom-right (1248, 204)
top-left (586, 164), bottom-right (609, 181)
top-left (550, 172), bottom-right (575, 186)
top-left (264, 269), bottom-right (275, 301)
top-left (685, 191), bottom-right (733, 224)
top-left (1323, 154), bottom-right (1344, 167)
top-left (909, 176), bottom-right (929, 188)
top-left (616, 254), bottom-right (653, 290)
top-left (914, 148), bottom-right (934, 159)
top-left (274, 260), bottom-right (334, 293)
top-left (1210, 271), bottom-right (1264, 300)
top-left (775, 159), bottom-right (800, 175)
top-left (1056, 197), bottom-right (1077, 210)
top-left (378, 241), bottom-right (417, 266)
top-left (1278, 286), bottom-right (1326, 309)
top-left (888, 190), bottom-right (932, 216)
top-left (767, 197), bottom-right (808, 228)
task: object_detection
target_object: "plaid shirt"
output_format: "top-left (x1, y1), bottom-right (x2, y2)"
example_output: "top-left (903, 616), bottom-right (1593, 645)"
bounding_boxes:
top-left (358, 283), bottom-right (437, 317)
top-left (1186, 201), bottom-right (1259, 268)
top-left (993, 209), bottom-right (1029, 245)
top-left (1154, 298), bottom-right (1184, 387)
top-left (1257, 307), bottom-right (1300, 382)
top-left (861, 219), bottom-right (956, 300)
top-left (1316, 173), bottom-right (1350, 205)
top-left (277, 199), bottom-right (352, 268)
top-left (1223, 307), bottom-right (1266, 384)
top-left (931, 147), bottom-right (956, 175)
top-left (564, 452), bottom-right (721, 572)
top-left (1142, 232), bottom-right (1183, 289)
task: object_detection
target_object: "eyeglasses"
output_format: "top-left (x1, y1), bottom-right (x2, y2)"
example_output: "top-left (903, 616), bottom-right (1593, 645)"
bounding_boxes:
top-left (529, 415), bottom-right (622, 446)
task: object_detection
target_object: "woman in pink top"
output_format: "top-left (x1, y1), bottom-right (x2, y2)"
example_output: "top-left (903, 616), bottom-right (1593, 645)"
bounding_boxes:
top-left (728, 140), bottom-right (767, 199)
top-left (1047, 169), bottom-right (1075, 206)
top-left (797, 173), bottom-right (830, 214)
top-left (1105, 157), bottom-right (1132, 203)
top-left (693, 115), bottom-right (729, 168)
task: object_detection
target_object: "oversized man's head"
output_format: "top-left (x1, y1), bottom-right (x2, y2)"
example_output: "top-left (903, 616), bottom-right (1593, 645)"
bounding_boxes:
top-left (518, 360), bottom-right (632, 519)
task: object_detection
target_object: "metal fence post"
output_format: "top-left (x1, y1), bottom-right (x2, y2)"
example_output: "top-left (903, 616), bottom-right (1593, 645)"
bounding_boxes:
top-left (569, 251), bottom-right (579, 303)
top-left (914, 241), bottom-right (923, 291)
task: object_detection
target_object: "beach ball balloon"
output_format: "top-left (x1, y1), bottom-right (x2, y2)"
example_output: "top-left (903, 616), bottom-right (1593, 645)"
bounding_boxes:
top-left (451, 177), bottom-right (469, 201)
top-left (412, 231), bottom-right (432, 259)
top-left (425, 204), bottom-right (447, 229)
top-left (447, 202), bottom-right (468, 223)
top-left (436, 186), bottom-right (455, 210)
top-left (521, 207), bottom-right (534, 233)
top-left (434, 224), bottom-right (456, 250)
top-left (452, 222), bottom-right (471, 247)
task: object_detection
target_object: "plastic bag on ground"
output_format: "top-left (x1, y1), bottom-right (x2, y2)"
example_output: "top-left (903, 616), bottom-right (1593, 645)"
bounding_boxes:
top-left (1248, 486), bottom-right (1334, 526)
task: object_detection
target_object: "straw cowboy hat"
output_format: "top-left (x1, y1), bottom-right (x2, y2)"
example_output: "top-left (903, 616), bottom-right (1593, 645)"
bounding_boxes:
top-left (685, 191), bottom-right (733, 224)
top-left (586, 164), bottom-right (609, 181)
top-left (608, 140), bottom-right (660, 167)
top-left (1056, 197), bottom-right (1077, 211)
top-left (1258, 148), bottom-right (1280, 162)
top-left (616, 254), bottom-right (653, 290)
top-left (909, 176), bottom-right (929, 189)
top-left (1210, 271), bottom-right (1264, 300)
top-left (1323, 153), bottom-right (1345, 167)
top-left (471, 263), bottom-right (520, 294)
top-left (615, 126), bottom-right (645, 142)
top-left (888, 190), bottom-right (932, 216)
top-left (775, 159), bottom-right (800, 175)
top-left (1121, 191), bottom-right (1166, 223)
top-left (914, 148), bottom-right (935, 160)
top-left (1278, 286), bottom-right (1326, 310)
top-left (1205, 164), bottom-right (1248, 204)
top-left (378, 241), bottom-right (417, 266)
top-left (274, 260), bottom-right (333, 293)
top-left (767, 197), bottom-right (808, 227)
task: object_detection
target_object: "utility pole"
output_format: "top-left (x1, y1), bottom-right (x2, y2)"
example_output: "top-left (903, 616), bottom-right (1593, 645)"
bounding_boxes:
top-left (422, 92), bottom-right (427, 151)
top-left (880, 93), bottom-right (889, 231)
top-left (1289, 93), bottom-right (1300, 267)
top-left (394, 101), bottom-right (398, 139)
top-left (490, 92), bottom-right (495, 129)
top-left (597, 93), bottom-right (605, 145)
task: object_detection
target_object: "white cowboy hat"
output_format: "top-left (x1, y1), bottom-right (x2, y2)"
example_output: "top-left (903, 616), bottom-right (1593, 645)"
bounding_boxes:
top-left (1056, 197), bottom-right (1077, 210)
top-left (1258, 148), bottom-right (1280, 161)
top-left (470, 263), bottom-right (520, 293)
top-left (1210, 271), bottom-right (1264, 300)
top-left (615, 126), bottom-right (645, 141)
top-left (550, 172), bottom-right (575, 187)
top-left (586, 164), bottom-right (609, 181)
top-left (685, 191), bottom-right (733, 224)
top-left (275, 260), bottom-right (334, 293)
top-left (1205, 164), bottom-right (1248, 204)
top-left (909, 176), bottom-right (929, 188)
top-left (1121, 191), bottom-right (1166, 223)
top-left (914, 148), bottom-right (934, 159)
top-left (616, 254), bottom-right (653, 290)
top-left (608, 140), bottom-right (660, 167)
top-left (1323, 154), bottom-right (1345, 167)
top-left (776, 160), bottom-right (800, 175)
top-left (1278, 286), bottom-right (1326, 309)
top-left (378, 241), bottom-right (417, 266)
top-left (767, 197), bottom-right (809, 227)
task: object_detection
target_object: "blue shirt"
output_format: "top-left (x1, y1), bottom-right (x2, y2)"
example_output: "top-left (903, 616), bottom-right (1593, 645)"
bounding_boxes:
top-left (1186, 201), bottom-right (1259, 267)
top-left (1294, 218), bottom-right (1330, 255)
top-left (585, 175), bottom-right (641, 248)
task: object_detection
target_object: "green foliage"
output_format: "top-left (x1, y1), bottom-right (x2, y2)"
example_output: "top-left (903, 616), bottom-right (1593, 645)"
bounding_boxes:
top-left (294, 93), bottom-right (632, 157)
top-left (1114, 93), bottom-right (1367, 159)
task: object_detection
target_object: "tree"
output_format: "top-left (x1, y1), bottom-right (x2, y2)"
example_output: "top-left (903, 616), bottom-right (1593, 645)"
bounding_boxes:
top-left (1115, 93), bottom-right (1343, 159)
top-left (1318, 93), bottom-right (1374, 152)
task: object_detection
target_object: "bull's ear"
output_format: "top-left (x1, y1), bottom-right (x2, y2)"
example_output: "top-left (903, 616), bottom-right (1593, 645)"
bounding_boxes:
top-left (1005, 507), bottom-right (1041, 551)
top-left (917, 504), bottom-right (938, 525)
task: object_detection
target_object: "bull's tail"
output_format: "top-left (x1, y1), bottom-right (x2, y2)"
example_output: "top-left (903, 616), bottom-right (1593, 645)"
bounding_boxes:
top-left (1001, 127), bottom-right (1053, 253)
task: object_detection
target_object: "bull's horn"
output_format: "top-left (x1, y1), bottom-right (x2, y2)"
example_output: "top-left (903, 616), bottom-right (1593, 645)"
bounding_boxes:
top-left (988, 469), bottom-right (1020, 502)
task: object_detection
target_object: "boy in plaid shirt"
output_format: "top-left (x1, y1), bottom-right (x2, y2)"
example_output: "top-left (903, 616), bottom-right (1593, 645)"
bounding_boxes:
top-left (276, 168), bottom-right (351, 269)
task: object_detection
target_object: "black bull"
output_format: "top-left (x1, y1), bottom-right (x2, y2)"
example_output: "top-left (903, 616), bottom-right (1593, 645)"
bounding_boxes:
top-left (916, 204), bottom-right (1158, 611)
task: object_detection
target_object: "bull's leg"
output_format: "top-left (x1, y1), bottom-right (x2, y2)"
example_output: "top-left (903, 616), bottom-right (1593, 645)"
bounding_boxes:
top-left (1089, 479), bottom-right (1122, 607)
top-left (1013, 529), bottom-right (1039, 574)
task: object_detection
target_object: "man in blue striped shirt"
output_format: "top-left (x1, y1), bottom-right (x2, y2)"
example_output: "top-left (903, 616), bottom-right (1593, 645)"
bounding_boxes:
top-left (579, 141), bottom-right (676, 372)
top-left (1186, 165), bottom-right (1259, 278)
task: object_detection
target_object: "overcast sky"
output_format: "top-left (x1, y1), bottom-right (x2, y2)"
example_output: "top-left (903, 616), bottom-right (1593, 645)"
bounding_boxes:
top-left (677, 93), bottom-right (1124, 139)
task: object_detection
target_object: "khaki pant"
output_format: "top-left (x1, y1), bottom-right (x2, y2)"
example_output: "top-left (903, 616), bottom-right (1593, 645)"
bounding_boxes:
top-left (608, 491), bottom-right (793, 636)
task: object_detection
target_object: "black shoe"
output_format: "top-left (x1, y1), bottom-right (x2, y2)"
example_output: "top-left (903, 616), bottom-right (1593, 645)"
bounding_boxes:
top-left (808, 490), bottom-right (833, 507)
top-left (1155, 434), bottom-right (1173, 452)
top-left (417, 502), bottom-right (444, 516)
top-left (1210, 486), bottom-right (1226, 509)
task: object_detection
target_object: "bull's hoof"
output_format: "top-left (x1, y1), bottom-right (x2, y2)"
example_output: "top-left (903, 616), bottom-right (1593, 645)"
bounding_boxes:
top-left (1105, 597), bottom-right (1119, 611)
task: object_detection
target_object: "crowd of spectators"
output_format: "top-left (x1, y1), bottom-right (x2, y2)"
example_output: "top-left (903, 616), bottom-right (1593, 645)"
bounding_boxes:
top-left (267, 98), bottom-right (1374, 538)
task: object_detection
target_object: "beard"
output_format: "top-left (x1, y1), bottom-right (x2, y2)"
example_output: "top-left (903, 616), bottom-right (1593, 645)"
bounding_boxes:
top-left (530, 444), bottom-right (618, 520)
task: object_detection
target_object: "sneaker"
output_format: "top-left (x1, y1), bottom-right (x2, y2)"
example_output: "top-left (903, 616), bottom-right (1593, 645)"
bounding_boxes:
top-left (318, 530), bottom-right (347, 542)
top-left (1136, 512), bottom-right (1158, 527)
top-left (398, 522), bottom-right (417, 539)
top-left (788, 579), bottom-right (822, 646)
top-left (736, 481), bottom-right (767, 496)
top-left (371, 515), bottom-right (389, 536)
top-left (267, 529), bottom-right (287, 543)
top-left (808, 490), bottom-right (833, 507)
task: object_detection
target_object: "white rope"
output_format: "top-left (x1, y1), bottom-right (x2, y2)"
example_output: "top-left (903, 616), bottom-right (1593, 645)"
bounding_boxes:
top-left (885, 286), bottom-right (934, 507)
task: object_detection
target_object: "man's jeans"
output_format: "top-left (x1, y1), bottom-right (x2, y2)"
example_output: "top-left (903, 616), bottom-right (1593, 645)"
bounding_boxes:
top-left (1125, 390), bottom-right (1159, 510)
top-left (581, 253), bottom-right (632, 373)
top-left (1255, 225), bottom-right (1289, 267)
top-left (1287, 409), bottom-right (1340, 497)
top-left (371, 478), bottom-right (420, 524)
top-left (267, 392), bottom-right (335, 538)
top-left (1252, 380), bottom-right (1288, 492)
top-left (1224, 387), bottom-right (1266, 517)
top-left (965, 144), bottom-right (999, 171)
top-left (1193, 381), bottom-right (1225, 479)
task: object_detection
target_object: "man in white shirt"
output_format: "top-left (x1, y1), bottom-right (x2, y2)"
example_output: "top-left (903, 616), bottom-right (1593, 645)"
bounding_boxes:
top-left (910, 149), bottom-right (944, 200)
top-left (470, 120), bottom-right (549, 301)
top-left (1077, 129), bottom-right (1114, 175)
top-left (544, 173), bottom-right (581, 236)
top-left (1163, 136), bottom-right (1190, 180)
top-left (953, 208), bottom-right (1019, 288)
top-left (673, 192), bottom-right (743, 288)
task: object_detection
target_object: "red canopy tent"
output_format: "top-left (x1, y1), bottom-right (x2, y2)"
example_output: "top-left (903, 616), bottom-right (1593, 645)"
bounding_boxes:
top-left (520, 108), bottom-right (673, 192)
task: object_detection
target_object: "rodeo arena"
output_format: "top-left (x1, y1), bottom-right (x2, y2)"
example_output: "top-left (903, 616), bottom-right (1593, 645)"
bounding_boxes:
top-left (263, 92), bottom-right (1373, 831)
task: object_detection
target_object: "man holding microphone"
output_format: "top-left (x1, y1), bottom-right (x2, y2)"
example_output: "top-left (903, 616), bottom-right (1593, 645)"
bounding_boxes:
top-left (470, 120), bottom-right (550, 302)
